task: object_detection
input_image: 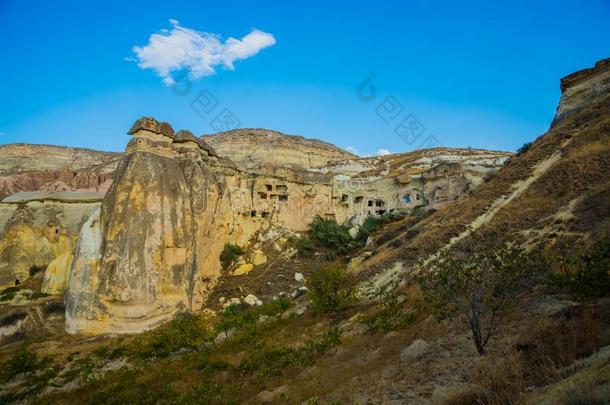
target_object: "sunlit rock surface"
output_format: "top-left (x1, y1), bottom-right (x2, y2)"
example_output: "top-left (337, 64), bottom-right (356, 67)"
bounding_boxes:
top-left (65, 118), bottom-right (233, 334)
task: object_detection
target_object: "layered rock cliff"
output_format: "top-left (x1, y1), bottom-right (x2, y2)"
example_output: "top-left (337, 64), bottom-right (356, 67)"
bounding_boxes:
top-left (202, 128), bottom-right (356, 170)
top-left (65, 118), bottom-right (233, 334)
top-left (0, 144), bottom-right (119, 199)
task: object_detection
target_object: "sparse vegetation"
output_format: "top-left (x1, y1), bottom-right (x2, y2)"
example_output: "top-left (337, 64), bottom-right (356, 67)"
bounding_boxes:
top-left (307, 264), bottom-right (357, 313)
top-left (547, 240), bottom-right (610, 300)
top-left (418, 230), bottom-right (543, 355)
top-left (125, 312), bottom-right (213, 359)
top-left (0, 286), bottom-right (20, 301)
top-left (219, 243), bottom-right (244, 271)
top-left (2, 346), bottom-right (53, 382)
top-left (364, 297), bottom-right (417, 333)
top-left (288, 235), bottom-right (315, 257)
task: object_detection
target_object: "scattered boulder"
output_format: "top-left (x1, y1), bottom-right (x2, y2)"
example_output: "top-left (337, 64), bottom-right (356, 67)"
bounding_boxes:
top-left (214, 327), bottom-right (237, 344)
top-left (400, 339), bottom-right (429, 360)
top-left (222, 297), bottom-right (241, 309)
top-left (250, 250), bottom-right (267, 266)
top-left (294, 272), bottom-right (306, 283)
top-left (244, 294), bottom-right (262, 306)
top-left (291, 286), bottom-right (309, 299)
top-left (254, 384), bottom-right (289, 403)
top-left (234, 263), bottom-right (254, 276)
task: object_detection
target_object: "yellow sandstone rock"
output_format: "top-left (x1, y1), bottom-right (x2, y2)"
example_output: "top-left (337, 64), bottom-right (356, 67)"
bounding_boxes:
top-left (233, 263), bottom-right (254, 276)
top-left (0, 222), bottom-right (53, 288)
top-left (41, 252), bottom-right (74, 295)
top-left (250, 250), bottom-right (267, 266)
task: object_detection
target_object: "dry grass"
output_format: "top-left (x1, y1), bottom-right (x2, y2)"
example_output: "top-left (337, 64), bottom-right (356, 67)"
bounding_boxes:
top-left (444, 305), bottom-right (610, 405)
top-left (515, 306), bottom-right (609, 387)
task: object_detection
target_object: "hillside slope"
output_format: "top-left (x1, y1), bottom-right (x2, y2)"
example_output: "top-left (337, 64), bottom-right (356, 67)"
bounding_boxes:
top-left (361, 57), bottom-right (610, 283)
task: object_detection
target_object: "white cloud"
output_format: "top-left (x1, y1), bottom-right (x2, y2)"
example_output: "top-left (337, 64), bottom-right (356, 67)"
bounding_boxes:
top-left (345, 146), bottom-right (359, 156)
top-left (376, 148), bottom-right (392, 156)
top-left (132, 20), bottom-right (276, 85)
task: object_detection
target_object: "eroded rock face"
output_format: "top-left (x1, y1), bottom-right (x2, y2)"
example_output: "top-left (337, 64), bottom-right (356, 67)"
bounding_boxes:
top-left (65, 118), bottom-right (233, 334)
top-left (0, 144), bottom-right (119, 199)
top-left (0, 216), bottom-right (53, 287)
top-left (555, 58), bottom-right (610, 123)
top-left (0, 192), bottom-right (101, 290)
top-left (202, 128), bottom-right (355, 170)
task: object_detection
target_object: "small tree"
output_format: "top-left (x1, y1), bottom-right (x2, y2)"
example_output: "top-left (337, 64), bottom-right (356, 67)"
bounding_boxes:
top-left (418, 232), bottom-right (542, 355)
top-left (220, 243), bottom-right (244, 271)
top-left (308, 216), bottom-right (352, 255)
top-left (307, 264), bottom-right (357, 313)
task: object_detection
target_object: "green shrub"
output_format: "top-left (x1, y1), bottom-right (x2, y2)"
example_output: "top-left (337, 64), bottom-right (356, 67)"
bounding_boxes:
top-left (365, 299), bottom-right (417, 333)
top-left (127, 313), bottom-right (212, 359)
top-left (214, 297), bottom-right (293, 340)
top-left (239, 328), bottom-right (341, 379)
top-left (547, 241), bottom-right (610, 299)
top-left (4, 346), bottom-right (50, 380)
top-left (288, 235), bottom-right (315, 257)
top-left (309, 216), bottom-right (352, 255)
top-left (307, 264), bottom-right (357, 313)
top-left (219, 243), bottom-right (244, 271)
top-left (355, 216), bottom-right (382, 245)
top-left (0, 286), bottom-right (20, 302)
top-left (29, 265), bottom-right (44, 277)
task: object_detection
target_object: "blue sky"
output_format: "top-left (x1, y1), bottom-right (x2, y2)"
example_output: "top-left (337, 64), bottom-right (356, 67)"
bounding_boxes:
top-left (1, 0), bottom-right (609, 155)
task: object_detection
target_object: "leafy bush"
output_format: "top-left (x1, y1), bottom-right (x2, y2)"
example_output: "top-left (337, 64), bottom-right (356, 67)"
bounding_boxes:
top-left (365, 299), bottom-right (417, 333)
top-left (288, 235), bottom-right (315, 257)
top-left (127, 313), bottom-right (212, 359)
top-left (4, 346), bottom-right (50, 380)
top-left (219, 243), bottom-right (244, 271)
top-left (307, 264), bottom-right (357, 313)
top-left (239, 328), bottom-right (340, 379)
top-left (308, 216), bottom-right (352, 255)
top-left (547, 241), bottom-right (610, 300)
top-left (418, 230), bottom-right (543, 355)
top-left (355, 216), bottom-right (382, 245)
top-left (517, 141), bottom-right (533, 155)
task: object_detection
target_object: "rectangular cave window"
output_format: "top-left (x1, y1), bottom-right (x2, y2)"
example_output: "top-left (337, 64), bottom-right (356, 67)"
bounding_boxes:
top-left (341, 194), bottom-right (349, 202)
top-left (250, 210), bottom-right (257, 217)
top-left (354, 196), bottom-right (364, 203)
top-left (367, 200), bottom-right (373, 207)
top-left (261, 211), bottom-right (270, 218)
top-left (279, 195), bottom-right (288, 201)
top-left (403, 194), bottom-right (412, 203)
top-left (416, 194), bottom-right (421, 201)
top-left (375, 200), bottom-right (384, 207)
top-left (276, 185), bottom-right (288, 192)
top-left (257, 192), bottom-right (267, 199)
top-left (270, 194), bottom-right (277, 200)
top-left (377, 210), bottom-right (386, 215)
top-left (265, 184), bottom-right (273, 191)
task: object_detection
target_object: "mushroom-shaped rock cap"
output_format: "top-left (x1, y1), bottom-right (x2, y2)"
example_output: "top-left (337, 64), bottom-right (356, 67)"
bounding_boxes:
top-left (174, 130), bottom-right (202, 145)
top-left (175, 130), bottom-right (216, 155)
top-left (128, 117), bottom-right (175, 139)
